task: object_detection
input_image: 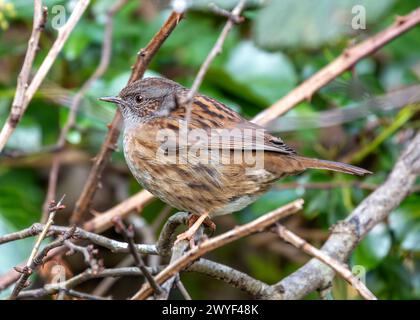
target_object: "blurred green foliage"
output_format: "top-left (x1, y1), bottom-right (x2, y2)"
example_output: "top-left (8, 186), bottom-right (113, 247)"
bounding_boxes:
top-left (0, 0), bottom-right (419, 299)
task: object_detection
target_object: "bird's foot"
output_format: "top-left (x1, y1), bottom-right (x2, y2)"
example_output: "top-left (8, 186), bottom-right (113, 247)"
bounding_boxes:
top-left (187, 214), bottom-right (216, 235)
top-left (174, 213), bottom-right (213, 248)
top-left (175, 228), bottom-right (198, 247)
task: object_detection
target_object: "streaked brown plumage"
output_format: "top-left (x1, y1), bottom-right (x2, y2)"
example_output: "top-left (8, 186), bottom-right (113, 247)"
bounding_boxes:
top-left (100, 77), bottom-right (371, 244)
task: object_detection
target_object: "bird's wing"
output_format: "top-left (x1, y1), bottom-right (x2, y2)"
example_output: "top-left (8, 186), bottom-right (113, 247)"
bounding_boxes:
top-left (178, 94), bottom-right (297, 155)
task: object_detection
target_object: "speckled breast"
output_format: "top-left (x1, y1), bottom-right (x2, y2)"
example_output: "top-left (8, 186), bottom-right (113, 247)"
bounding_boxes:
top-left (122, 126), bottom-right (278, 217)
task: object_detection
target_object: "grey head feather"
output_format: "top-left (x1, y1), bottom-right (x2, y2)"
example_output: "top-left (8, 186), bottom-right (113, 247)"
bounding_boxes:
top-left (117, 77), bottom-right (184, 124)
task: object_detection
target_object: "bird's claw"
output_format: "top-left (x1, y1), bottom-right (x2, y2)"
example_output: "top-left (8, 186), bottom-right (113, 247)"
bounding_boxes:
top-left (174, 230), bottom-right (196, 248)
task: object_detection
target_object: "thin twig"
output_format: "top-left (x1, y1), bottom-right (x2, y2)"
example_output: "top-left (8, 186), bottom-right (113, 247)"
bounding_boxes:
top-left (0, 0), bottom-right (90, 152)
top-left (175, 276), bottom-right (192, 300)
top-left (3, 0), bottom-right (46, 147)
top-left (25, 195), bottom-right (66, 265)
top-left (70, 11), bottom-right (183, 225)
top-left (0, 223), bottom-right (157, 255)
top-left (1, 196), bottom-right (68, 294)
top-left (9, 226), bottom-right (76, 299)
top-left (208, 3), bottom-right (245, 23)
top-left (83, 190), bottom-right (155, 233)
top-left (157, 240), bottom-right (189, 300)
top-left (113, 218), bottom-right (164, 296)
top-left (276, 224), bottom-right (377, 300)
top-left (91, 255), bottom-right (134, 297)
top-left (184, 0), bottom-right (246, 123)
top-left (64, 241), bottom-right (101, 271)
top-left (128, 215), bottom-right (159, 267)
top-left (16, 266), bottom-right (162, 299)
top-left (131, 199), bottom-right (304, 299)
top-left (252, 7), bottom-right (420, 125)
top-left (267, 84), bottom-right (420, 132)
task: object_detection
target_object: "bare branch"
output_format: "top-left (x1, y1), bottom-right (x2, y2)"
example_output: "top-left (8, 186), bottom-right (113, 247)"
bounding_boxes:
top-left (25, 195), bottom-right (66, 265)
top-left (1, 207), bottom-right (291, 299)
top-left (156, 211), bottom-right (189, 256)
top-left (128, 215), bottom-right (159, 267)
top-left (16, 266), bottom-right (162, 299)
top-left (9, 226), bottom-right (76, 300)
top-left (91, 256), bottom-right (134, 297)
top-left (83, 190), bottom-right (155, 233)
top-left (157, 240), bottom-right (189, 300)
top-left (208, 3), bottom-right (245, 23)
top-left (4, 0), bottom-right (47, 140)
top-left (64, 241), bottom-right (101, 271)
top-left (267, 84), bottom-right (420, 132)
top-left (0, 224), bottom-right (157, 255)
top-left (175, 276), bottom-right (192, 300)
top-left (187, 259), bottom-right (281, 299)
top-left (113, 218), bottom-right (164, 296)
top-left (276, 224), bottom-right (377, 300)
top-left (150, 212), bottom-right (191, 299)
top-left (4, 174), bottom-right (154, 238)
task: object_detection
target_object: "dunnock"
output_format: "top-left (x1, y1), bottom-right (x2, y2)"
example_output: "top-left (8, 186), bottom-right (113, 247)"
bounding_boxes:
top-left (100, 77), bottom-right (371, 244)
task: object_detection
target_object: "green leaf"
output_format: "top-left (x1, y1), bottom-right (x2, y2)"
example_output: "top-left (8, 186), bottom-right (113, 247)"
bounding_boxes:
top-left (0, 169), bottom-right (43, 230)
top-left (246, 254), bottom-right (281, 284)
top-left (249, 189), bottom-right (299, 217)
top-left (401, 225), bottom-right (420, 251)
top-left (6, 125), bottom-right (42, 152)
top-left (352, 223), bottom-right (392, 270)
top-left (305, 190), bottom-right (329, 219)
top-left (253, 0), bottom-right (395, 50)
top-left (62, 20), bottom-right (103, 61)
top-left (389, 198), bottom-right (420, 251)
top-left (11, 0), bottom-right (64, 19)
top-left (0, 217), bottom-right (33, 292)
top-left (0, 169), bottom-right (43, 297)
top-left (224, 41), bottom-right (297, 103)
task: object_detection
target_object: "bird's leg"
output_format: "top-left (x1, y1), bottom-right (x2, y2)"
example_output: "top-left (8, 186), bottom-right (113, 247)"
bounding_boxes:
top-left (203, 217), bottom-right (216, 236)
top-left (188, 215), bottom-right (216, 234)
top-left (175, 212), bottom-right (210, 246)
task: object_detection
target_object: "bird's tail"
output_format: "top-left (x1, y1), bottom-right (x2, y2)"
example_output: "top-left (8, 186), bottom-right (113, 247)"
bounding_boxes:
top-left (294, 156), bottom-right (372, 176)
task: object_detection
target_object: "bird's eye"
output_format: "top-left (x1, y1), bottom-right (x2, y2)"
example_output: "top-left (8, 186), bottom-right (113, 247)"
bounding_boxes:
top-left (135, 95), bottom-right (143, 103)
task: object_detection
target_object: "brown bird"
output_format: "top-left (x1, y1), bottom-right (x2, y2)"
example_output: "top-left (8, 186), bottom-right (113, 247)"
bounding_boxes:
top-left (100, 77), bottom-right (371, 245)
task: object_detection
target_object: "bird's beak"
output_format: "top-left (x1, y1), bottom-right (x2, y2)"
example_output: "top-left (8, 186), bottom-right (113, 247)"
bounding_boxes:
top-left (99, 96), bottom-right (124, 105)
